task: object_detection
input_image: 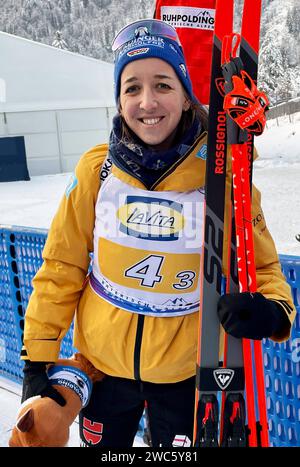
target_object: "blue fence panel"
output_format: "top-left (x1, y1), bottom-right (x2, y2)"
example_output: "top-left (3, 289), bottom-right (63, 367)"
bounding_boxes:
top-left (0, 229), bottom-right (21, 381)
top-left (0, 225), bottom-right (300, 446)
top-left (0, 226), bottom-right (75, 383)
top-left (263, 255), bottom-right (300, 446)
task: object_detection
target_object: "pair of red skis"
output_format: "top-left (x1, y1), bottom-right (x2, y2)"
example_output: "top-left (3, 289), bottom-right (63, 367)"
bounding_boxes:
top-left (194, 0), bottom-right (269, 447)
top-left (156, 0), bottom-right (269, 447)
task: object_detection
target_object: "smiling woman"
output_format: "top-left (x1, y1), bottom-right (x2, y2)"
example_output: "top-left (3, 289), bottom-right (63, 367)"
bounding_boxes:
top-left (118, 66), bottom-right (208, 154)
top-left (119, 58), bottom-right (190, 150)
top-left (20, 18), bottom-right (296, 449)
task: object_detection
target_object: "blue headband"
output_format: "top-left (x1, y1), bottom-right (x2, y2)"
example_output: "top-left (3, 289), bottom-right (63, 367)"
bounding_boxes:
top-left (113, 34), bottom-right (195, 104)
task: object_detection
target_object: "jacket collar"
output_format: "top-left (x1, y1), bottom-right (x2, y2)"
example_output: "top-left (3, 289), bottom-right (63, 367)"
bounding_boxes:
top-left (111, 131), bottom-right (208, 191)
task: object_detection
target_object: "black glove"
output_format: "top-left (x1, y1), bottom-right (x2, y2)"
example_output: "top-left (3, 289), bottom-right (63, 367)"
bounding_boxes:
top-left (21, 361), bottom-right (66, 406)
top-left (217, 292), bottom-right (289, 340)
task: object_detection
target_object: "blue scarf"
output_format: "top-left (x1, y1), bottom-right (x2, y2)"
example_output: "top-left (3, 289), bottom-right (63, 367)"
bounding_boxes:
top-left (108, 114), bottom-right (202, 189)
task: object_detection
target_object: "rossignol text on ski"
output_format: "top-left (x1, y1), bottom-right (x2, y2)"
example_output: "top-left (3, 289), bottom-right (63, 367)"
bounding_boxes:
top-left (192, 0), bottom-right (270, 447)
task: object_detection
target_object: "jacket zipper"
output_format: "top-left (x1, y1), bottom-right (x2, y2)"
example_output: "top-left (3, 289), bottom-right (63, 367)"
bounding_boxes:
top-left (134, 314), bottom-right (145, 380)
top-left (110, 132), bottom-right (206, 380)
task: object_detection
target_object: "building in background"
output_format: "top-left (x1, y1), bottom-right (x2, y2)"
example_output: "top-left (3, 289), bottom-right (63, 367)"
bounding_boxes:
top-left (0, 31), bottom-right (115, 176)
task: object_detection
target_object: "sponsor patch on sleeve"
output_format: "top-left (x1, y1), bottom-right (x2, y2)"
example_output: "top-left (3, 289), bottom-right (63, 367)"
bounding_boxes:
top-left (196, 144), bottom-right (207, 160)
top-left (65, 173), bottom-right (78, 198)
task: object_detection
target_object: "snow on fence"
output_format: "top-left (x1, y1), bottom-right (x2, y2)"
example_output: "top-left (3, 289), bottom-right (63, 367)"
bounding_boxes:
top-left (0, 225), bottom-right (299, 446)
top-left (267, 98), bottom-right (300, 122)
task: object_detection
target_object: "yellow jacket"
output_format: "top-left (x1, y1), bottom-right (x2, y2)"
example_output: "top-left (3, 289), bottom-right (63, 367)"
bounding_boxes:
top-left (22, 133), bottom-right (296, 383)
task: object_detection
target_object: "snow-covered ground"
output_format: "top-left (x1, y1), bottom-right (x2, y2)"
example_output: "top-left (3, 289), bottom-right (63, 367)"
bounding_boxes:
top-left (253, 112), bottom-right (300, 256)
top-left (0, 375), bottom-right (146, 447)
top-left (0, 376), bottom-right (83, 447)
top-left (0, 112), bottom-right (299, 255)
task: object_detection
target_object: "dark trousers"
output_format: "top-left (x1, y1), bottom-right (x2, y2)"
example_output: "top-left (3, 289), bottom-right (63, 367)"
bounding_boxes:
top-left (79, 375), bottom-right (195, 447)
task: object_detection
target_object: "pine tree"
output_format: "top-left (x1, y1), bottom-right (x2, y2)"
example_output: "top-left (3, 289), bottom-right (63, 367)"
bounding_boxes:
top-left (258, 28), bottom-right (285, 104)
top-left (52, 30), bottom-right (68, 50)
top-left (286, 4), bottom-right (300, 37)
top-left (0, 0), bottom-right (297, 102)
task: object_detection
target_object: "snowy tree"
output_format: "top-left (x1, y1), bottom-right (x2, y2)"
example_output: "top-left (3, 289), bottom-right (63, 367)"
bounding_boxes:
top-left (0, 0), bottom-right (297, 102)
top-left (52, 30), bottom-right (68, 50)
top-left (258, 28), bottom-right (286, 104)
top-left (286, 3), bottom-right (300, 37)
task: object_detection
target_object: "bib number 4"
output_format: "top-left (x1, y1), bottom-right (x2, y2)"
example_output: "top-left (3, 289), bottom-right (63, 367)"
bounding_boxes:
top-left (125, 255), bottom-right (163, 288)
top-left (125, 254), bottom-right (196, 290)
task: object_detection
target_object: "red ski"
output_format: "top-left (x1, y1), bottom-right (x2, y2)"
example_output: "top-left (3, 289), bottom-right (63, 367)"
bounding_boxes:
top-left (221, 0), bottom-right (270, 446)
top-left (154, 0), bottom-right (269, 447)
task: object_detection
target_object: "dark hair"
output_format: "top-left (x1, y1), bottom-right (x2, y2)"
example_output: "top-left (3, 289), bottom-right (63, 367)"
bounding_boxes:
top-left (181, 98), bottom-right (208, 134)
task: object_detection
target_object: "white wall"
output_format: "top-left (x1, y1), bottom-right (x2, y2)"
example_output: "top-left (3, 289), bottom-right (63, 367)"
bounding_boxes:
top-left (0, 32), bottom-right (117, 175)
top-left (0, 31), bottom-right (115, 112)
top-left (0, 106), bottom-right (116, 175)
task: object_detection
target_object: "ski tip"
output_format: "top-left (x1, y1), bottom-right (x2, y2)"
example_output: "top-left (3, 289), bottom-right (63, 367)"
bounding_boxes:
top-left (296, 234), bottom-right (300, 242)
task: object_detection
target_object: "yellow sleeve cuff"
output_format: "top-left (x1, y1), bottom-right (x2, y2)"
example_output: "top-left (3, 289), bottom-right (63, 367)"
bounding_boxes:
top-left (22, 339), bottom-right (61, 362)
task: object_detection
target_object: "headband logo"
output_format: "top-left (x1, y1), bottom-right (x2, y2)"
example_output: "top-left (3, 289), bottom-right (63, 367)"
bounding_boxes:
top-left (179, 63), bottom-right (187, 77)
top-left (169, 43), bottom-right (179, 55)
top-left (134, 26), bottom-right (150, 38)
top-left (127, 48), bottom-right (150, 57)
top-left (118, 36), bottom-right (164, 59)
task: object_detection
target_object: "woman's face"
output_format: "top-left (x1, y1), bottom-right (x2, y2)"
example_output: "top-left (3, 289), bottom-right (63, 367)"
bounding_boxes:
top-left (119, 58), bottom-right (190, 150)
